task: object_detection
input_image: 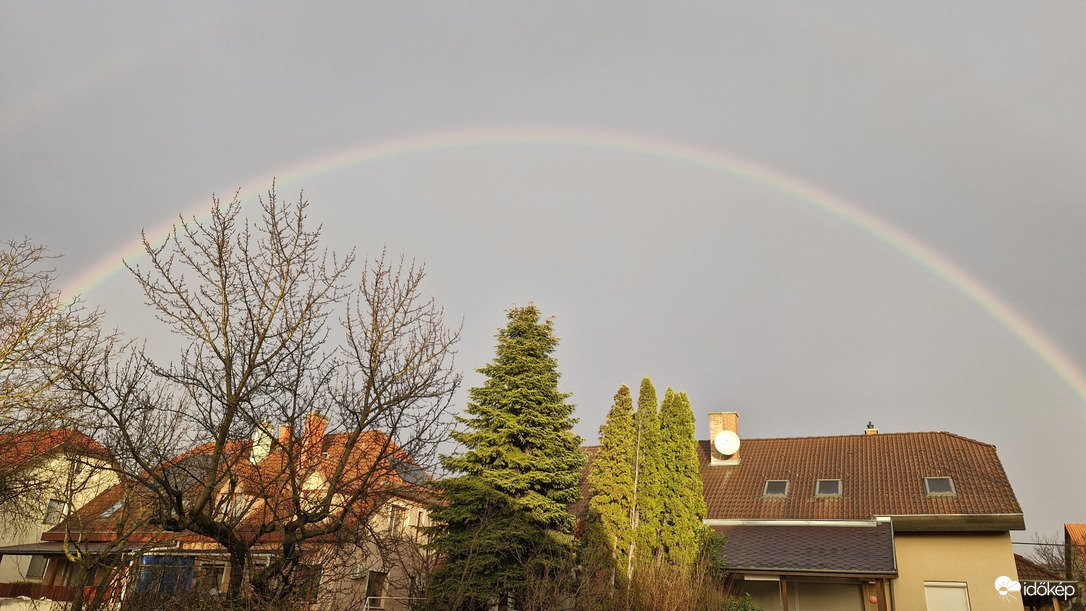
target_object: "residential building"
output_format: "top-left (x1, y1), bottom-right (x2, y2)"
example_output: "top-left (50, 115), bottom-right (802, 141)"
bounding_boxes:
top-left (1066, 523), bottom-right (1086, 611)
top-left (0, 417), bottom-right (435, 610)
top-left (701, 412), bottom-right (1024, 611)
top-left (0, 429), bottom-right (115, 585)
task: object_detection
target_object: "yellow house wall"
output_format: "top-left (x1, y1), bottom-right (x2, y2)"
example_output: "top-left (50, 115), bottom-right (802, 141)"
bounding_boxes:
top-left (893, 532), bottom-right (1018, 610)
top-left (0, 454), bottom-right (115, 584)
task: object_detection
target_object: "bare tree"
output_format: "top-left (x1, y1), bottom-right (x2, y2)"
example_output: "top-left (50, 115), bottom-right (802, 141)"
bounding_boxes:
top-left (63, 185), bottom-right (459, 607)
top-left (0, 237), bottom-right (104, 516)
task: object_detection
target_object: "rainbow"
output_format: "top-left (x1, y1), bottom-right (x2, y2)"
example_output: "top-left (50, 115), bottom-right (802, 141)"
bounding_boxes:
top-left (59, 125), bottom-right (1086, 406)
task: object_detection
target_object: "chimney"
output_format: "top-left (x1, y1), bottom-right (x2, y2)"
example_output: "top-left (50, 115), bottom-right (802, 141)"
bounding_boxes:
top-left (865, 421), bottom-right (879, 435)
top-left (251, 422), bottom-right (272, 463)
top-left (277, 425), bottom-right (293, 445)
top-left (303, 412), bottom-right (329, 456)
top-left (709, 411), bottom-right (741, 466)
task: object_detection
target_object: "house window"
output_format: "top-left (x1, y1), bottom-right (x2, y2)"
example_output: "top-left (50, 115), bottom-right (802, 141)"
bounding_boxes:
top-left (294, 564), bottom-right (321, 602)
top-left (43, 499), bottom-right (66, 524)
top-left (195, 562), bottom-right (227, 595)
top-left (763, 480), bottom-right (789, 497)
top-left (815, 479), bottom-right (842, 497)
top-left (389, 505), bottom-right (408, 537)
top-left (365, 570), bottom-right (388, 609)
top-left (924, 477), bottom-right (956, 497)
top-left (102, 500), bottom-right (123, 518)
top-left (26, 555), bottom-right (47, 580)
top-left (924, 581), bottom-right (970, 610)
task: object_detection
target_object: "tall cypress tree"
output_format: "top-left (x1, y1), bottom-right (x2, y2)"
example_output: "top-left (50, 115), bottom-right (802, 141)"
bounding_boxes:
top-left (632, 377), bottom-right (661, 571)
top-left (427, 305), bottom-right (584, 609)
top-left (657, 389), bottom-right (708, 567)
top-left (586, 385), bottom-right (637, 582)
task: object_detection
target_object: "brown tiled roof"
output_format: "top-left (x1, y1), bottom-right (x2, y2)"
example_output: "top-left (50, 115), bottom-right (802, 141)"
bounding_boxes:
top-left (1015, 553), bottom-right (1065, 581)
top-left (713, 522), bottom-right (895, 574)
top-left (699, 432), bottom-right (1021, 521)
top-left (1067, 524), bottom-right (1086, 566)
top-left (0, 428), bottom-right (107, 469)
top-left (568, 446), bottom-right (597, 520)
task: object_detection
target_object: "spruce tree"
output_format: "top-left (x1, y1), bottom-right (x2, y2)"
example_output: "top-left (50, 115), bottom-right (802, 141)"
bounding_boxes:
top-left (586, 385), bottom-right (637, 583)
top-left (632, 377), bottom-right (661, 571)
top-left (427, 305), bottom-right (584, 609)
top-left (658, 389), bottom-right (708, 566)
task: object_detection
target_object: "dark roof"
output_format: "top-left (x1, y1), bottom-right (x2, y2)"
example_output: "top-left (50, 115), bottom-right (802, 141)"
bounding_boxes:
top-left (713, 522), bottom-right (895, 574)
top-left (1014, 553), bottom-right (1065, 581)
top-left (699, 432), bottom-right (1022, 522)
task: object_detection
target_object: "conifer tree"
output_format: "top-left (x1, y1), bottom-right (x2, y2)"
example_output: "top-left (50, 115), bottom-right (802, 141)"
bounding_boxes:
top-left (631, 377), bottom-right (661, 571)
top-left (658, 389), bottom-right (708, 566)
top-left (586, 385), bottom-right (637, 583)
top-left (427, 305), bottom-right (584, 609)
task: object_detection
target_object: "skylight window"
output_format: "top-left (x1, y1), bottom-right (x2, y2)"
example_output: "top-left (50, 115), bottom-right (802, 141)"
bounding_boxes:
top-left (815, 479), bottom-right (842, 497)
top-left (763, 480), bottom-right (789, 497)
top-left (101, 500), bottom-right (123, 518)
top-left (924, 477), bottom-right (956, 497)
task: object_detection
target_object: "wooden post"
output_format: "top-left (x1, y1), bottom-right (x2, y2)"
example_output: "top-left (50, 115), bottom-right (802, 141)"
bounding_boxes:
top-left (780, 576), bottom-right (789, 611)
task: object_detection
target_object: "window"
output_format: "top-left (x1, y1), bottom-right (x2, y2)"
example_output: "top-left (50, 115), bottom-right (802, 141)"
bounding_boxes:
top-left (924, 581), bottom-right (971, 610)
top-left (102, 500), bottom-right (123, 518)
top-left (26, 555), bottom-right (47, 580)
top-left (924, 477), bottom-right (956, 497)
top-left (194, 562), bottom-right (227, 595)
top-left (389, 505), bottom-right (407, 537)
top-left (763, 480), bottom-right (789, 497)
top-left (43, 499), bottom-right (66, 524)
top-left (365, 570), bottom-right (387, 609)
top-left (294, 564), bottom-right (322, 602)
top-left (815, 479), bottom-right (842, 497)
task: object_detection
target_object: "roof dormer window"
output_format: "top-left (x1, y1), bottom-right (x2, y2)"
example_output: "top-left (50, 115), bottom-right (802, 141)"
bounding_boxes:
top-left (924, 477), bottom-right (956, 497)
top-left (763, 480), bottom-right (789, 497)
top-left (815, 479), bottom-right (842, 497)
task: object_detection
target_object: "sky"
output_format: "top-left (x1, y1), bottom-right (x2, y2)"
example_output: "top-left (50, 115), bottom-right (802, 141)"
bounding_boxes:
top-left (2, 3), bottom-right (1084, 543)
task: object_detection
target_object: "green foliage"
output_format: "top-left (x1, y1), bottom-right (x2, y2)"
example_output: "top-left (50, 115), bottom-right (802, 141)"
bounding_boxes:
top-left (658, 389), bottom-right (709, 566)
top-left (427, 304), bottom-right (585, 608)
top-left (632, 377), bottom-right (661, 564)
top-left (586, 385), bottom-right (637, 581)
top-left (723, 593), bottom-right (763, 611)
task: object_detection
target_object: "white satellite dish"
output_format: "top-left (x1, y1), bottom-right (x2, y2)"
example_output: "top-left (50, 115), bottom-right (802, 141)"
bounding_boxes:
top-left (714, 430), bottom-right (741, 456)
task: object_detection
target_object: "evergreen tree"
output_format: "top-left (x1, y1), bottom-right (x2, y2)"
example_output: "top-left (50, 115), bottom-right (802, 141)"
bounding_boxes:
top-left (586, 385), bottom-right (637, 583)
top-left (427, 305), bottom-right (584, 609)
top-left (658, 389), bottom-right (708, 566)
top-left (632, 377), bottom-right (661, 571)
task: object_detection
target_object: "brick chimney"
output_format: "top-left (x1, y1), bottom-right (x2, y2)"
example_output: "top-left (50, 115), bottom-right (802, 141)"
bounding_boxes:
top-left (277, 425), bottom-right (293, 445)
top-left (865, 421), bottom-right (879, 435)
top-left (303, 413), bottom-right (329, 456)
top-left (709, 411), bottom-right (741, 466)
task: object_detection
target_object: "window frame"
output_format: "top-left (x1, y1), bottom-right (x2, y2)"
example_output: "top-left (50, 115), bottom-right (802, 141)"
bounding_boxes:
top-left (26, 555), bottom-right (47, 580)
top-left (388, 504), bottom-right (408, 537)
top-left (815, 479), bottom-right (842, 497)
top-left (365, 570), bottom-right (388, 609)
top-left (924, 476), bottom-right (957, 497)
top-left (43, 499), bottom-right (67, 524)
top-left (763, 480), bottom-right (790, 497)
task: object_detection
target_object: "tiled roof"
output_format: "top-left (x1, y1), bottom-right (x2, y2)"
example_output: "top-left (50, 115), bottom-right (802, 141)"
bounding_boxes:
top-left (1067, 523), bottom-right (1086, 566)
top-left (713, 522), bottom-right (895, 574)
top-left (1015, 553), bottom-right (1064, 581)
top-left (0, 428), bottom-right (107, 469)
top-left (699, 432), bottom-right (1021, 521)
top-left (568, 446), bottom-right (597, 520)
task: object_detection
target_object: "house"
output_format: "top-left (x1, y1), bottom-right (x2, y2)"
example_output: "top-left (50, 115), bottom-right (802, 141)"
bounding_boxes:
top-left (0, 429), bottom-right (115, 587)
top-left (1065, 523), bottom-right (1086, 611)
top-left (701, 412), bottom-right (1025, 611)
top-left (0, 416), bottom-right (436, 610)
top-left (1015, 553), bottom-right (1075, 611)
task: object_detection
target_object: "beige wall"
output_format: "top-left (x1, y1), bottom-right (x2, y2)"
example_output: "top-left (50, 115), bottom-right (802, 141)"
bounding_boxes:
top-left (894, 532), bottom-right (1018, 610)
top-left (0, 453), bottom-right (115, 584)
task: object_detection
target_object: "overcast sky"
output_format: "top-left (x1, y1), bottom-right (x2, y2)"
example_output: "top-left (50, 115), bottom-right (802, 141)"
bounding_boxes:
top-left (3, 3), bottom-right (1084, 542)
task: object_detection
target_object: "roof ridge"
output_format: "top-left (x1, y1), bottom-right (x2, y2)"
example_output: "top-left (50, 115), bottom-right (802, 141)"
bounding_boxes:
top-left (695, 431), bottom-right (994, 446)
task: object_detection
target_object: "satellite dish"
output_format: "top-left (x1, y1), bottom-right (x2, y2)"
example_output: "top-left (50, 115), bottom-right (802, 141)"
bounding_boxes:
top-left (714, 430), bottom-right (740, 456)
